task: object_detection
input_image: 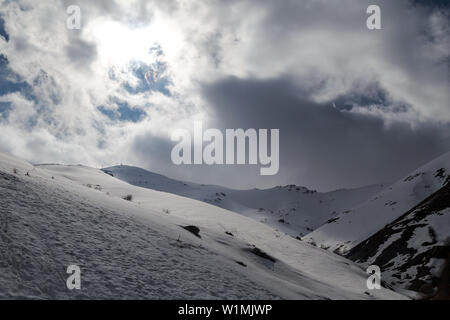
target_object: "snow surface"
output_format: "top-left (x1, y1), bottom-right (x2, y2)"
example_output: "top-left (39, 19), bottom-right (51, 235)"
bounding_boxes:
top-left (0, 152), bottom-right (406, 299)
top-left (303, 152), bottom-right (450, 253)
top-left (102, 165), bottom-right (384, 238)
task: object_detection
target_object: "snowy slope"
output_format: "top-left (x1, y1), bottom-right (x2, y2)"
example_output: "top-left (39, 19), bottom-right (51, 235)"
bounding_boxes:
top-left (0, 152), bottom-right (405, 299)
top-left (346, 182), bottom-right (450, 296)
top-left (102, 165), bottom-right (384, 238)
top-left (303, 152), bottom-right (450, 254)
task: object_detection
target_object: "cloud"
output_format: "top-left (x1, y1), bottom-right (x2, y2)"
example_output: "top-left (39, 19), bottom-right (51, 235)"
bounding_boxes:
top-left (0, 0), bottom-right (448, 190)
top-left (201, 76), bottom-right (450, 190)
top-left (65, 37), bottom-right (97, 68)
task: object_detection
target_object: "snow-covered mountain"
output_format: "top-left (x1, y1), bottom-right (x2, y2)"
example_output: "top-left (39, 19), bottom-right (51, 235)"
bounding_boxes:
top-left (303, 152), bottom-right (450, 254)
top-left (103, 153), bottom-right (450, 296)
top-left (102, 165), bottom-right (385, 238)
top-left (346, 182), bottom-right (450, 296)
top-left (0, 152), bottom-right (406, 299)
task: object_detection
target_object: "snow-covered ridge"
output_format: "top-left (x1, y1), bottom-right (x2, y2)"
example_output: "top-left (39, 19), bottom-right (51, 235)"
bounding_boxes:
top-left (303, 151), bottom-right (450, 254)
top-left (346, 182), bottom-right (450, 295)
top-left (102, 165), bottom-right (385, 238)
top-left (0, 152), bottom-right (405, 299)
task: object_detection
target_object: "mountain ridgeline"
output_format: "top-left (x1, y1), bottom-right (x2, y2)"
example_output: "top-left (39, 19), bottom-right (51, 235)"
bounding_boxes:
top-left (104, 152), bottom-right (450, 296)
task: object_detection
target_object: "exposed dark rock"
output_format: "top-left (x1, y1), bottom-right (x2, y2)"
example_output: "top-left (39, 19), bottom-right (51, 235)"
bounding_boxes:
top-left (431, 254), bottom-right (450, 300)
top-left (122, 194), bottom-right (132, 201)
top-left (235, 260), bottom-right (247, 267)
top-left (180, 225), bottom-right (201, 238)
top-left (327, 217), bottom-right (339, 224)
top-left (346, 183), bottom-right (450, 295)
top-left (246, 246), bottom-right (276, 263)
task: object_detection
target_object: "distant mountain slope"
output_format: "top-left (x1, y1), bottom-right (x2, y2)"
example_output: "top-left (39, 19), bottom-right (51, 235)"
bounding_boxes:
top-left (303, 152), bottom-right (450, 254)
top-left (346, 182), bottom-right (450, 296)
top-left (102, 165), bottom-right (385, 238)
top-left (0, 152), bottom-right (406, 299)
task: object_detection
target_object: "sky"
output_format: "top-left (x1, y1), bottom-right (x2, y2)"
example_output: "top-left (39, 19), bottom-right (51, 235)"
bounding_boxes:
top-left (0, 0), bottom-right (449, 191)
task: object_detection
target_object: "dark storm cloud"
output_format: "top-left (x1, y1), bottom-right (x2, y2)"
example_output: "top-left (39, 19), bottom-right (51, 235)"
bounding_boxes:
top-left (412, 0), bottom-right (450, 9)
top-left (131, 129), bottom-right (265, 189)
top-left (131, 131), bottom-right (211, 184)
top-left (201, 76), bottom-right (450, 190)
top-left (169, 0), bottom-right (448, 190)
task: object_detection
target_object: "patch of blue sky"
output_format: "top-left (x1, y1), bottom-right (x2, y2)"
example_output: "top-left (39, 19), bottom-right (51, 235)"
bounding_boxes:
top-left (0, 54), bottom-right (35, 119)
top-left (0, 16), bottom-right (9, 42)
top-left (98, 99), bottom-right (146, 123)
top-left (0, 101), bottom-right (12, 120)
top-left (0, 54), bottom-right (35, 98)
top-left (123, 59), bottom-right (172, 96)
top-left (333, 86), bottom-right (391, 111)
